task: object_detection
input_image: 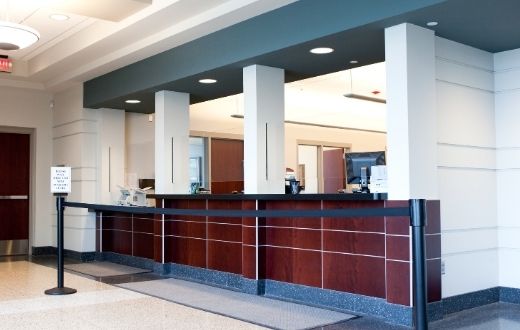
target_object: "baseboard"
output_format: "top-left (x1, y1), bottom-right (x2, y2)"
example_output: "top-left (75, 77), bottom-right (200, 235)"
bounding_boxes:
top-left (263, 279), bottom-right (413, 326)
top-left (31, 246), bottom-right (96, 262)
top-left (438, 286), bottom-right (520, 318)
top-left (31, 246), bottom-right (55, 256)
top-left (100, 252), bottom-right (165, 273)
top-left (500, 287), bottom-right (520, 304)
top-left (167, 262), bottom-right (261, 295)
top-left (442, 287), bottom-right (500, 315)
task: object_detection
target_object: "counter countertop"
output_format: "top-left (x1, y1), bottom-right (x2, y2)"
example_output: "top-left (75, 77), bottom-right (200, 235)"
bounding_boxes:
top-left (148, 193), bottom-right (387, 201)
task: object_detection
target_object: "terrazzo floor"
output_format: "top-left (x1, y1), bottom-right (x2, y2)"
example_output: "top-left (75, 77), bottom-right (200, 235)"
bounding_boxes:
top-left (0, 259), bottom-right (263, 329)
top-left (3, 256), bottom-right (520, 329)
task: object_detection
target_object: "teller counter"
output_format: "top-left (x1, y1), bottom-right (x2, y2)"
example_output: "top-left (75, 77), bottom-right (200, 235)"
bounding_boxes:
top-left (90, 193), bottom-right (441, 326)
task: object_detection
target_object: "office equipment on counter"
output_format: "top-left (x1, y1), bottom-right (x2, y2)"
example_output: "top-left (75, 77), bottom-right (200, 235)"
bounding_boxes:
top-left (117, 185), bottom-right (152, 206)
top-left (290, 180), bottom-right (301, 194)
top-left (369, 165), bottom-right (388, 193)
top-left (197, 187), bottom-right (211, 194)
top-left (130, 187), bottom-right (152, 206)
top-left (190, 182), bottom-right (200, 194)
top-left (117, 185), bottom-right (131, 205)
top-left (345, 151), bottom-right (386, 193)
top-left (284, 168), bottom-right (301, 194)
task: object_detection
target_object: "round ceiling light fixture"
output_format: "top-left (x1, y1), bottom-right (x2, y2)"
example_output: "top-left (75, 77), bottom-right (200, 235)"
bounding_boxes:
top-left (349, 60), bottom-right (359, 64)
top-left (310, 47), bottom-right (334, 54)
top-left (50, 14), bottom-right (70, 21)
top-left (426, 21), bottom-right (438, 27)
top-left (0, 21), bottom-right (40, 50)
top-left (125, 99), bottom-right (141, 104)
top-left (199, 78), bottom-right (217, 84)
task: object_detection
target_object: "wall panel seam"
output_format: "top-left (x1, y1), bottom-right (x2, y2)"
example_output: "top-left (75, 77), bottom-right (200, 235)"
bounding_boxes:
top-left (53, 119), bottom-right (97, 129)
top-left (436, 79), bottom-right (493, 93)
top-left (437, 165), bottom-right (495, 171)
top-left (442, 248), bottom-right (498, 257)
top-left (437, 142), bottom-right (495, 150)
top-left (495, 87), bottom-right (520, 94)
top-left (442, 227), bottom-right (497, 233)
top-left (496, 147), bottom-right (520, 151)
top-left (53, 132), bottom-right (97, 140)
top-left (436, 56), bottom-right (493, 72)
top-left (494, 66), bottom-right (520, 74)
top-left (497, 247), bottom-right (520, 251)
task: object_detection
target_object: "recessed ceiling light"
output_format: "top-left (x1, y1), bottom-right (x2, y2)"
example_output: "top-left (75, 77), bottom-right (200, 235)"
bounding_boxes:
top-left (310, 47), bottom-right (334, 54)
top-left (350, 60), bottom-right (358, 64)
top-left (50, 14), bottom-right (70, 21)
top-left (426, 21), bottom-right (438, 27)
top-left (125, 99), bottom-right (141, 104)
top-left (199, 78), bottom-right (217, 84)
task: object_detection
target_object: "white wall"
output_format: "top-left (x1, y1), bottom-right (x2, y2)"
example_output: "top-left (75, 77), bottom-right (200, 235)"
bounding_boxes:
top-left (297, 145), bottom-right (318, 193)
top-left (285, 124), bottom-right (386, 171)
top-left (126, 112), bottom-right (154, 180)
top-left (53, 85), bottom-right (99, 252)
top-left (494, 48), bottom-right (520, 289)
top-left (0, 86), bottom-right (53, 248)
top-left (435, 37), bottom-right (498, 297)
top-left (54, 87), bottom-right (126, 251)
top-left (0, 85), bottom-right (125, 252)
top-left (97, 109), bottom-right (125, 203)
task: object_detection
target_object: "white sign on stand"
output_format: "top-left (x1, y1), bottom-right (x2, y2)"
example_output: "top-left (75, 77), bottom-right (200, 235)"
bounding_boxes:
top-left (51, 167), bottom-right (71, 194)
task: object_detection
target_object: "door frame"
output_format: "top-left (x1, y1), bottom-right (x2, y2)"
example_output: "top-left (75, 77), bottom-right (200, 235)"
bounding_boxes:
top-left (0, 126), bottom-right (35, 255)
top-left (297, 139), bottom-right (351, 193)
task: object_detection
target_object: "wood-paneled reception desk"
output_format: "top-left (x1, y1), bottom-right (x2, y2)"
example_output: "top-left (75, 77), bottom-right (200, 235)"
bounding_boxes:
top-left (91, 194), bottom-right (441, 326)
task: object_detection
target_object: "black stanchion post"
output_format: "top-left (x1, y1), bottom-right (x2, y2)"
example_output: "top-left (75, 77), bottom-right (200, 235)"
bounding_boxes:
top-left (45, 193), bottom-right (77, 295)
top-left (410, 199), bottom-right (428, 330)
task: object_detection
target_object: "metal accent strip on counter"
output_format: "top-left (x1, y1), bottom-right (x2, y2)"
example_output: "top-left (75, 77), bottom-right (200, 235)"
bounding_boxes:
top-left (66, 202), bottom-right (409, 218)
top-left (0, 195), bottom-right (28, 199)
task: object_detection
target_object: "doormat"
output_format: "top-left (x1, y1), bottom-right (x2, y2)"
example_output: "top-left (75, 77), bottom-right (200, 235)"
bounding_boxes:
top-left (117, 278), bottom-right (355, 330)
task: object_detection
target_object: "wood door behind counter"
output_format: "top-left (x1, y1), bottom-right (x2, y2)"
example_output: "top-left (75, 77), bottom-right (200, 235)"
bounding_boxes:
top-left (210, 138), bottom-right (244, 194)
top-left (323, 148), bottom-right (346, 193)
top-left (0, 133), bottom-right (30, 256)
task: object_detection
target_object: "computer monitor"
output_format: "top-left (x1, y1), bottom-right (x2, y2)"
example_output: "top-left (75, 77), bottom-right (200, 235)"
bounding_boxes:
top-left (345, 151), bottom-right (386, 193)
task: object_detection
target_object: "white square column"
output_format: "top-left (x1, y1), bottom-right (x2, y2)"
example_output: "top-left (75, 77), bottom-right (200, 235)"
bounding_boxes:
top-left (385, 23), bottom-right (438, 199)
top-left (243, 65), bottom-right (285, 194)
top-left (155, 91), bottom-right (190, 194)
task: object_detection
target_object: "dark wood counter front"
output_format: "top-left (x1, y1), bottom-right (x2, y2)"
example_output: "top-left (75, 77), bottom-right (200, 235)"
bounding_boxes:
top-left (93, 194), bottom-right (440, 310)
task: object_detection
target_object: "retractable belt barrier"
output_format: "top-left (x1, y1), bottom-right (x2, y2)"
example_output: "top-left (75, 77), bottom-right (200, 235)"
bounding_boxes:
top-left (56, 199), bottom-right (429, 330)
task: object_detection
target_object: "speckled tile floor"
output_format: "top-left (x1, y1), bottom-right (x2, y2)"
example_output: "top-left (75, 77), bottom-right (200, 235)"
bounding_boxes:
top-left (3, 256), bottom-right (520, 329)
top-left (0, 259), bottom-right (264, 329)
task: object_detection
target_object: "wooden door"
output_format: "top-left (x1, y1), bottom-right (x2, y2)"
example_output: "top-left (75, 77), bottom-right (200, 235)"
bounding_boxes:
top-left (0, 133), bottom-right (30, 256)
top-left (210, 138), bottom-right (244, 194)
top-left (323, 148), bottom-right (346, 193)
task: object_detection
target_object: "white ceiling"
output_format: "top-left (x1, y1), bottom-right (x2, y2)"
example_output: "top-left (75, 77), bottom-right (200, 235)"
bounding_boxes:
top-left (0, 0), bottom-right (298, 90)
top-left (190, 62), bottom-right (387, 133)
top-left (0, 0), bottom-right (386, 131)
top-left (0, 0), bottom-right (153, 60)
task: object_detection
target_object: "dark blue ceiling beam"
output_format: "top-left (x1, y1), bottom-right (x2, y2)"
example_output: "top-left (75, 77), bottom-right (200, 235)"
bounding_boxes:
top-left (83, 0), bottom-right (447, 109)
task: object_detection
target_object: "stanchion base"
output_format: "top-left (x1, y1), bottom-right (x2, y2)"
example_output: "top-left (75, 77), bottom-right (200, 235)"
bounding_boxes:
top-left (44, 287), bottom-right (77, 295)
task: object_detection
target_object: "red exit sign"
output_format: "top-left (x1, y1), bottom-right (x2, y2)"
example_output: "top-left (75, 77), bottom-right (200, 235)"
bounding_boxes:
top-left (0, 58), bottom-right (13, 73)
